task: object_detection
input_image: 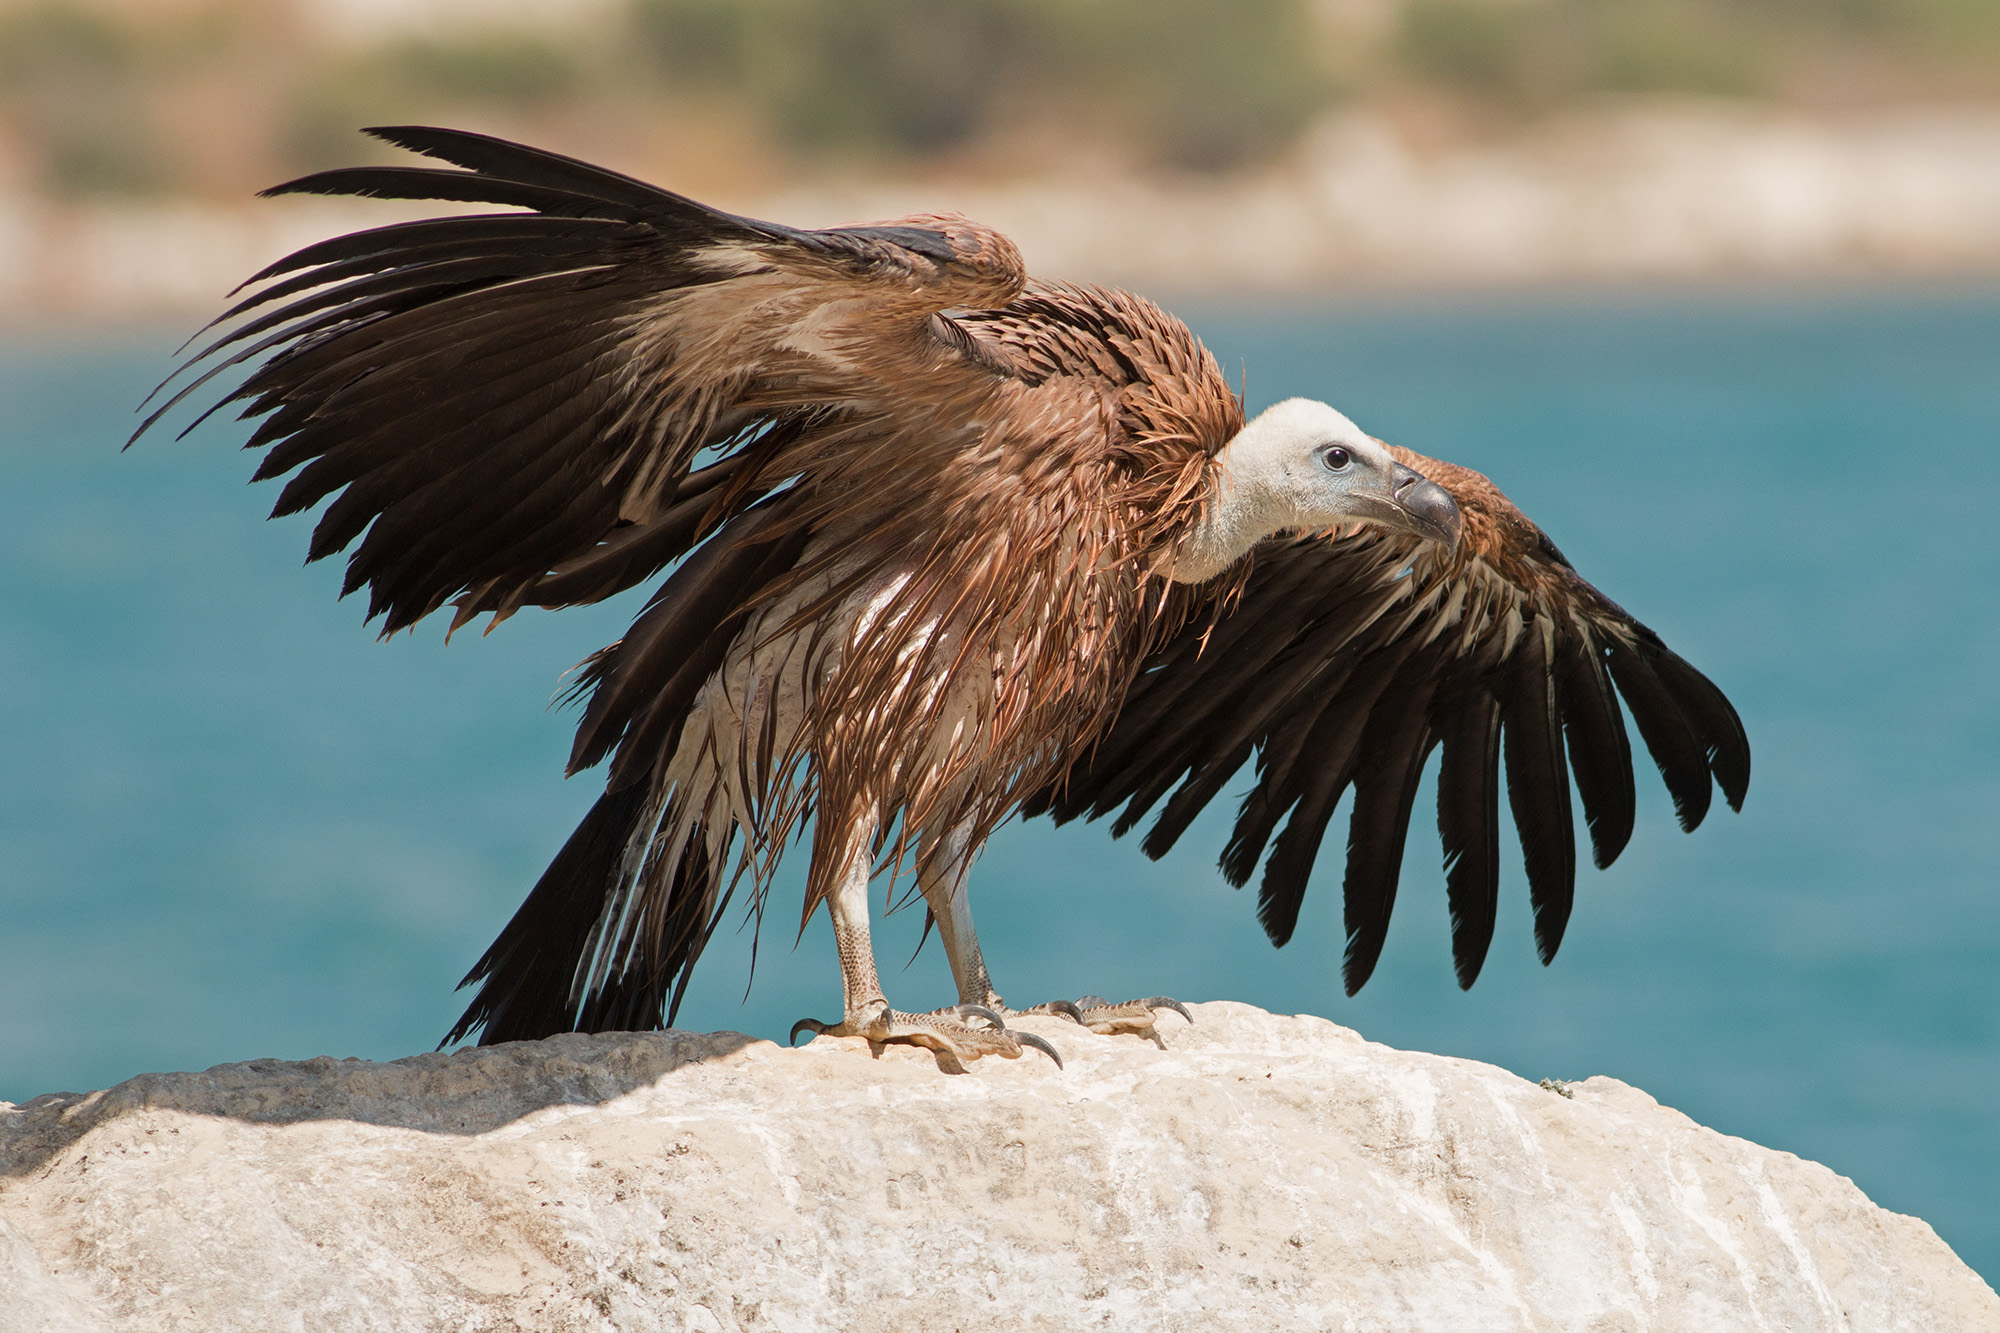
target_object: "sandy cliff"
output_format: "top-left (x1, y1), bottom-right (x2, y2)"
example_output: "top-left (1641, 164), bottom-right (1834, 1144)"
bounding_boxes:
top-left (2, 1002), bottom-right (1994, 1332)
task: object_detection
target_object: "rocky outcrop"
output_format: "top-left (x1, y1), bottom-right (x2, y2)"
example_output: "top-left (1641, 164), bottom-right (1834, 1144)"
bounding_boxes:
top-left (1, 1003), bottom-right (1992, 1332)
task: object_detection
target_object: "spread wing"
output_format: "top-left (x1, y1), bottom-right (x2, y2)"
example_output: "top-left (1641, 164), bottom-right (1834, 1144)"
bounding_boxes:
top-left (1028, 449), bottom-right (1749, 994)
top-left (135, 124), bottom-right (1026, 638)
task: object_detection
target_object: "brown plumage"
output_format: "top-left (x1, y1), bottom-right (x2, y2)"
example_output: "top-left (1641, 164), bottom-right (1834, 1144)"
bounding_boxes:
top-left (139, 128), bottom-right (1746, 1058)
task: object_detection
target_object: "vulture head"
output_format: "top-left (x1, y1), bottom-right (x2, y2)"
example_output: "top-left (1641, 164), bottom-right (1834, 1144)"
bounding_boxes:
top-left (1172, 398), bottom-right (1462, 583)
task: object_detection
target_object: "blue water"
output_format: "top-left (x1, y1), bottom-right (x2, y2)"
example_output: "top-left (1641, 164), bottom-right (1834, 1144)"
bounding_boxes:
top-left (3, 288), bottom-right (1996, 1284)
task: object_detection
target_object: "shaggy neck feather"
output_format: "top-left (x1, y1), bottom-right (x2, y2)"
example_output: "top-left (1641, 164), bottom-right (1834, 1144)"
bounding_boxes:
top-left (1170, 448), bottom-right (1297, 585)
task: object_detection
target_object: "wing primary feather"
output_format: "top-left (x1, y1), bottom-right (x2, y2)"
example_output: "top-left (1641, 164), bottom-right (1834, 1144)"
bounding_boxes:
top-left (344, 395), bottom-right (632, 619)
top-left (270, 317), bottom-right (617, 521)
top-left (1218, 608), bottom-right (1416, 885)
top-left (228, 214), bottom-right (612, 296)
top-left (1080, 633), bottom-right (1297, 826)
top-left (1219, 698), bottom-right (1325, 888)
top-left (1603, 636), bottom-right (1715, 832)
top-left (215, 249), bottom-right (618, 371)
top-left (1338, 660), bottom-right (1443, 995)
top-left (364, 125), bottom-right (705, 212)
top-left (1140, 739), bottom-right (1254, 860)
top-left (260, 166), bottom-right (651, 220)
top-left (1215, 639), bottom-right (1384, 887)
top-left (1500, 621), bottom-right (1578, 966)
top-left (1046, 542), bottom-right (1341, 824)
top-left (1435, 688), bottom-right (1503, 990)
top-left (1255, 641), bottom-right (1414, 948)
top-left (1642, 638), bottom-right (1751, 811)
top-left (1553, 629), bottom-right (1637, 869)
top-left (1093, 576), bottom-right (1395, 831)
top-left (1097, 636), bottom-right (1337, 835)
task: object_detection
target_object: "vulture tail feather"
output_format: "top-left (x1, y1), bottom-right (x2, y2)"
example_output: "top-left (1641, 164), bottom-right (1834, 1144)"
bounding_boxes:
top-left (606, 533), bottom-right (812, 793)
top-left (575, 808), bottom-right (725, 1035)
top-left (443, 783), bottom-right (650, 1046)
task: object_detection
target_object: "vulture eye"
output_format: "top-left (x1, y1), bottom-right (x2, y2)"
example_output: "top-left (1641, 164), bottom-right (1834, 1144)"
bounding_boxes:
top-left (1319, 446), bottom-right (1352, 472)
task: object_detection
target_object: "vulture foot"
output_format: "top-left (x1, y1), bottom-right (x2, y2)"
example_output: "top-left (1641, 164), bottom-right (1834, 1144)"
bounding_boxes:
top-left (789, 1003), bottom-right (1063, 1071)
top-left (1023, 995), bottom-right (1193, 1048)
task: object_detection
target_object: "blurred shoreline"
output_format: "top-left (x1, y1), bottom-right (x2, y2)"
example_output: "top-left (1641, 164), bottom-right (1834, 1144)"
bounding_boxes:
top-left (6, 105), bottom-right (2000, 322)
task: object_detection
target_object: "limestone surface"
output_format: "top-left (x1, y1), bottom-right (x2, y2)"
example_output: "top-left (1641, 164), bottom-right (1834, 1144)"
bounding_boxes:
top-left (1, 1003), bottom-right (1992, 1332)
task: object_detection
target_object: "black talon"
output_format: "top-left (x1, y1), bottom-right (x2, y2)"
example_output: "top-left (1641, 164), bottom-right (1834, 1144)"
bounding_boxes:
top-left (1015, 1032), bottom-right (1064, 1070)
top-left (789, 1017), bottom-right (831, 1045)
top-left (1034, 999), bottom-right (1087, 1024)
top-left (953, 1004), bottom-right (1007, 1029)
top-left (1138, 997), bottom-right (1194, 1023)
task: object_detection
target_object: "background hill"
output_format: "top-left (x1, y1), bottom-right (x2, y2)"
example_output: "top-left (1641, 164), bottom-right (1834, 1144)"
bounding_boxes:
top-left (4, 0), bottom-right (2000, 312)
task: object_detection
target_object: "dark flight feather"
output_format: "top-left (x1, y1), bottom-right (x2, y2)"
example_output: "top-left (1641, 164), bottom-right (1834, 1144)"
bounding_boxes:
top-left (1339, 652), bottom-right (1444, 994)
top-left (1498, 622), bottom-right (1577, 965)
top-left (1435, 687), bottom-right (1503, 989)
top-left (1553, 628), bottom-right (1637, 869)
top-left (1030, 450), bottom-right (1749, 990)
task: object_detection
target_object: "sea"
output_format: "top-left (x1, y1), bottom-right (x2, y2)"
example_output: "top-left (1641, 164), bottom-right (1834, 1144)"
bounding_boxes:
top-left (2, 285), bottom-right (1996, 1285)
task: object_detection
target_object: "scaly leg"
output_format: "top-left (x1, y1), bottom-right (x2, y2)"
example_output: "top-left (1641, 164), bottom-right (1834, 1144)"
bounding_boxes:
top-left (789, 811), bottom-right (1061, 1069)
top-left (916, 823), bottom-right (1192, 1048)
top-left (916, 822), bottom-right (1006, 1013)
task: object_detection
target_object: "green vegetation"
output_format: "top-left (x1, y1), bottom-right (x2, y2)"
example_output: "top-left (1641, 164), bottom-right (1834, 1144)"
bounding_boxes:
top-left (286, 35), bottom-right (583, 173)
top-left (2, 0), bottom-right (1998, 200)
top-left (1396, 0), bottom-right (2000, 110)
top-left (0, 4), bottom-right (154, 196)
top-left (1398, 0), bottom-right (1762, 106)
top-left (630, 0), bottom-right (1327, 170)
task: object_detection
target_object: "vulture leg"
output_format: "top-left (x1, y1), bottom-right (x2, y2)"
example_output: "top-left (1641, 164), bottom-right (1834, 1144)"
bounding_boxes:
top-left (916, 822), bottom-right (1007, 1013)
top-left (790, 812), bottom-right (1061, 1070)
top-left (916, 824), bottom-right (1190, 1048)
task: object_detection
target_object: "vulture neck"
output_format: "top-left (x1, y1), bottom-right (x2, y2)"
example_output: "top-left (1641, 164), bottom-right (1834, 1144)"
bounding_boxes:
top-left (1169, 446), bottom-right (1303, 585)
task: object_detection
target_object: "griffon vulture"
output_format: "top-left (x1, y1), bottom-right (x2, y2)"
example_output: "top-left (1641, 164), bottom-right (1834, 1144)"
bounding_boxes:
top-left (139, 127), bottom-right (1749, 1068)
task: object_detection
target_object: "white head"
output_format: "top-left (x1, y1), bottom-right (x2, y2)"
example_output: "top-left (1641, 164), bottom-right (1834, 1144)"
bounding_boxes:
top-left (1171, 398), bottom-right (1462, 583)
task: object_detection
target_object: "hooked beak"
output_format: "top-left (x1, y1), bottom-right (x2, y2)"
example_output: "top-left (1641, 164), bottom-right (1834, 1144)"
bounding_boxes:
top-left (1388, 463), bottom-right (1461, 549)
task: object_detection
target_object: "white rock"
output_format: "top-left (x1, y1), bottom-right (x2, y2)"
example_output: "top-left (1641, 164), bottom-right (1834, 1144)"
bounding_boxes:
top-left (1, 1003), bottom-right (1992, 1332)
